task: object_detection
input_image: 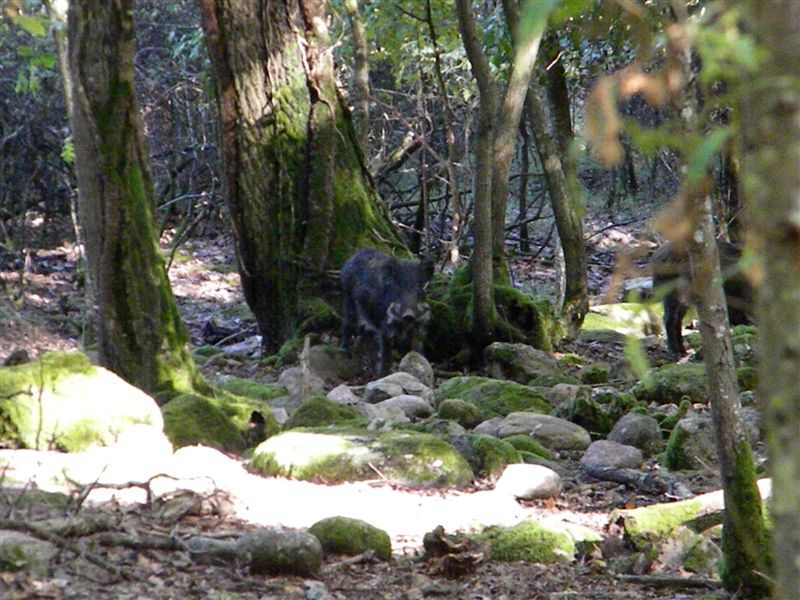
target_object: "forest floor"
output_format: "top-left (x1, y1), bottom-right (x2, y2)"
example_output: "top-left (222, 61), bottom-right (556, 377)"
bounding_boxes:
top-left (0, 215), bottom-right (729, 599)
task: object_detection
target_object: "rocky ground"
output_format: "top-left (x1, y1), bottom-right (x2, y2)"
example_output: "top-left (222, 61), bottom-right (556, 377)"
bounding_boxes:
top-left (0, 223), bottom-right (737, 599)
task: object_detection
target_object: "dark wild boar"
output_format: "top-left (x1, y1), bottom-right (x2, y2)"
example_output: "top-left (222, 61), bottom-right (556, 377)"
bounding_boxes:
top-left (651, 241), bottom-right (753, 357)
top-left (341, 248), bottom-right (434, 375)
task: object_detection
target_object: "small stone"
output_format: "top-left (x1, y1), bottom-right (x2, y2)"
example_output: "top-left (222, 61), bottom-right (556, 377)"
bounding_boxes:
top-left (494, 463), bottom-right (562, 499)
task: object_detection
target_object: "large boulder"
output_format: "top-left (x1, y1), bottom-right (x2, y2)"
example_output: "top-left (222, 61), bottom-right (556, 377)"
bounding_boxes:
top-left (306, 344), bottom-right (361, 382)
top-left (483, 343), bottom-right (562, 384)
top-left (496, 412), bottom-right (591, 451)
top-left (398, 351), bottom-right (435, 388)
top-left (580, 440), bottom-right (643, 471)
top-left (494, 464), bottom-right (562, 500)
top-left (552, 386), bottom-right (639, 438)
top-left (435, 377), bottom-right (550, 421)
top-left (250, 429), bottom-right (473, 486)
top-left (0, 351), bottom-right (164, 452)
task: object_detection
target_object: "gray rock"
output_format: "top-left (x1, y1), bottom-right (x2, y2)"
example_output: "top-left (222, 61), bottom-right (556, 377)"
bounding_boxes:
top-left (373, 395), bottom-right (433, 420)
top-left (363, 372), bottom-right (433, 404)
top-left (269, 407), bottom-right (289, 426)
top-left (667, 407), bottom-right (760, 470)
top-left (237, 528), bottom-right (322, 577)
top-left (496, 412), bottom-right (591, 451)
top-left (483, 342), bottom-right (563, 383)
top-left (307, 345), bottom-right (361, 382)
top-left (327, 384), bottom-right (361, 406)
top-left (361, 403), bottom-right (410, 424)
top-left (580, 440), bottom-right (643, 471)
top-left (277, 366), bottom-right (326, 397)
top-left (398, 351), bottom-right (434, 388)
top-left (608, 412), bottom-right (663, 456)
top-left (473, 417), bottom-right (504, 437)
top-left (0, 530), bottom-right (57, 576)
top-left (494, 464), bottom-right (562, 499)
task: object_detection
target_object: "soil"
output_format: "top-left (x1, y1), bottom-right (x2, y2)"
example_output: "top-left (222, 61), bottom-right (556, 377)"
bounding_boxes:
top-left (0, 220), bottom-right (729, 599)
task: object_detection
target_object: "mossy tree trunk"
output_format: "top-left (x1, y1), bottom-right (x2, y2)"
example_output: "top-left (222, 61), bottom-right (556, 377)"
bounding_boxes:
top-left (669, 11), bottom-right (770, 595)
top-left (741, 2), bottom-right (800, 597)
top-left (198, 0), bottom-right (405, 354)
top-left (343, 0), bottom-right (370, 150)
top-left (67, 0), bottom-right (206, 400)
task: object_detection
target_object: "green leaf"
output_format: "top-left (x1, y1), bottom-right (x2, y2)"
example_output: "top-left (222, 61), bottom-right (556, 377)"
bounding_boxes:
top-left (61, 138), bottom-right (75, 164)
top-left (13, 14), bottom-right (47, 37)
top-left (32, 53), bottom-right (56, 69)
top-left (624, 336), bottom-right (652, 387)
top-left (687, 128), bottom-right (731, 185)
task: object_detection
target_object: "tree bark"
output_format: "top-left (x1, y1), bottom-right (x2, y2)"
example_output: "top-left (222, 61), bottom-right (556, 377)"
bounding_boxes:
top-left (343, 0), bottom-right (370, 150)
top-left (525, 79), bottom-right (588, 339)
top-left (67, 0), bottom-right (205, 399)
top-left (741, 2), bottom-right (800, 597)
top-left (669, 11), bottom-right (770, 595)
top-left (491, 0), bottom-right (549, 278)
top-left (198, 0), bottom-right (405, 353)
top-left (454, 0), bottom-right (496, 345)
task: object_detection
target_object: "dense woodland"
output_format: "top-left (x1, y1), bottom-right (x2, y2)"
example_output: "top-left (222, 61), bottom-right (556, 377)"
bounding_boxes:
top-left (1, 1), bottom-right (800, 598)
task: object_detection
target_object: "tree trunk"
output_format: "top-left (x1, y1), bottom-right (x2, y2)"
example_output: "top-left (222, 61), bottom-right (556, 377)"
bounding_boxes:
top-left (491, 0), bottom-right (550, 279)
top-left (741, 2), bottom-right (800, 597)
top-left (525, 79), bottom-right (588, 338)
top-left (343, 0), bottom-right (370, 150)
top-left (669, 11), bottom-right (770, 595)
top-left (455, 0), bottom-right (496, 345)
top-left (517, 119), bottom-right (530, 252)
top-left (67, 0), bottom-right (205, 399)
top-left (198, 0), bottom-right (405, 353)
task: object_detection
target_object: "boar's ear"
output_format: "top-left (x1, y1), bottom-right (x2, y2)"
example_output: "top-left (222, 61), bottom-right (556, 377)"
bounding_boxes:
top-left (419, 256), bottom-right (435, 282)
top-left (387, 300), bottom-right (402, 323)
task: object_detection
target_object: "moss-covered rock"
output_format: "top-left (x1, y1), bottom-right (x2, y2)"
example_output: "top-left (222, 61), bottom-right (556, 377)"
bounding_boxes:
top-left (192, 345), bottom-right (223, 365)
top-left (503, 435), bottom-right (553, 460)
top-left (296, 298), bottom-right (341, 336)
top-left (528, 373), bottom-right (581, 387)
top-left (483, 343), bottom-right (563, 383)
top-left (434, 377), bottom-right (550, 421)
top-left (611, 498), bottom-right (703, 552)
top-left (0, 351), bottom-right (163, 452)
top-left (283, 395), bottom-right (366, 430)
top-left (424, 269), bottom-right (555, 362)
top-left (437, 398), bottom-right (483, 429)
top-left (218, 378), bottom-right (289, 402)
top-left (161, 394), bottom-right (246, 452)
top-left (552, 386), bottom-right (639, 439)
top-left (632, 364), bottom-right (709, 405)
top-left (470, 435), bottom-right (522, 478)
top-left (579, 363), bottom-right (610, 385)
top-left (480, 519), bottom-right (600, 563)
top-left (736, 366), bottom-right (758, 392)
top-left (250, 429), bottom-right (473, 486)
top-left (308, 516), bottom-right (391, 561)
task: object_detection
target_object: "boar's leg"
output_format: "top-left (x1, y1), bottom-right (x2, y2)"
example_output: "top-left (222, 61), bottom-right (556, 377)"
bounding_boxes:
top-left (663, 290), bottom-right (689, 356)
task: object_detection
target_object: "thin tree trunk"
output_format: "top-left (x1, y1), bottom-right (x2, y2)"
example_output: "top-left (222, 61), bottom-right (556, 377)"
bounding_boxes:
top-left (424, 0), bottom-right (463, 265)
top-left (741, 2), bottom-right (800, 597)
top-left (343, 0), bottom-right (369, 150)
top-left (454, 0), bottom-right (496, 345)
top-left (492, 0), bottom-right (549, 280)
top-left (517, 119), bottom-right (530, 252)
top-left (68, 0), bottom-right (206, 399)
top-left (670, 8), bottom-right (770, 595)
top-left (525, 78), bottom-right (588, 338)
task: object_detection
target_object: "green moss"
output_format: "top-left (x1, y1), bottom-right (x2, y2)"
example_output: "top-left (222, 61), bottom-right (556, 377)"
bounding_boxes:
top-left (612, 499), bottom-right (703, 552)
top-left (529, 373), bottom-right (580, 387)
top-left (554, 387), bottom-right (639, 438)
top-left (481, 521), bottom-right (577, 563)
top-left (435, 377), bottom-right (550, 420)
top-left (504, 434), bottom-right (553, 460)
top-left (716, 441), bottom-right (772, 596)
top-left (632, 363), bottom-right (709, 405)
top-left (0, 351), bottom-right (163, 452)
top-left (297, 298), bottom-right (340, 336)
top-left (161, 394), bottom-right (245, 452)
top-left (283, 395), bottom-right (365, 430)
top-left (251, 429), bottom-right (473, 486)
top-left (308, 516), bottom-right (391, 561)
top-left (218, 378), bottom-right (289, 402)
top-left (192, 345), bottom-right (223, 358)
top-left (470, 435), bottom-right (522, 478)
top-left (658, 398), bottom-right (691, 433)
top-left (736, 366), bottom-right (758, 392)
top-left (437, 398), bottom-right (482, 429)
top-left (579, 364), bottom-right (609, 385)
top-left (558, 353), bottom-right (586, 366)
top-left (662, 421), bottom-right (693, 470)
